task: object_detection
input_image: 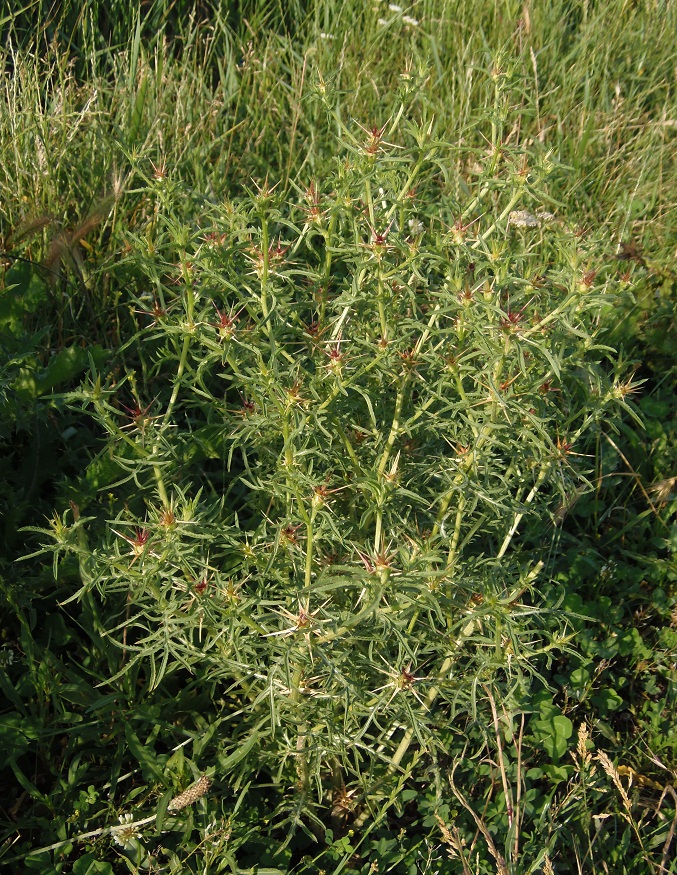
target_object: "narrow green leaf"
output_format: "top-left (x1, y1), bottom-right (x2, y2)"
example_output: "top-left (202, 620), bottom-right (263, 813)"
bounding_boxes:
top-left (218, 731), bottom-right (259, 775)
top-left (124, 724), bottom-right (167, 785)
top-left (155, 787), bottom-right (173, 833)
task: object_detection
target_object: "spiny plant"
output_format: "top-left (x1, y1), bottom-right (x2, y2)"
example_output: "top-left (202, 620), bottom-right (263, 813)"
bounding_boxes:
top-left (24, 62), bottom-right (641, 863)
top-left (0, 0), bottom-right (672, 870)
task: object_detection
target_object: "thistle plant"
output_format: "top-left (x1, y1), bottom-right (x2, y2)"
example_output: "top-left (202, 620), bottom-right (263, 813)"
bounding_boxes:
top-left (32, 95), bottom-right (636, 840)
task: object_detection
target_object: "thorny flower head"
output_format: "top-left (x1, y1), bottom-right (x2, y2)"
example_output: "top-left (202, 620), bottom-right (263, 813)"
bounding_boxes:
top-left (263, 599), bottom-right (330, 638)
top-left (362, 219), bottom-right (396, 261)
top-left (112, 526), bottom-right (151, 564)
top-left (556, 436), bottom-right (573, 457)
top-left (311, 480), bottom-right (347, 512)
top-left (150, 159), bottom-right (168, 181)
top-left (356, 545), bottom-right (397, 574)
top-left (609, 372), bottom-right (642, 401)
top-left (360, 121), bottom-right (389, 157)
top-left (450, 215), bottom-right (480, 244)
top-left (193, 573), bottom-right (210, 595)
top-left (301, 181), bottom-right (327, 225)
top-left (500, 297), bottom-right (534, 332)
top-left (579, 269), bottom-right (597, 291)
top-left (135, 294), bottom-right (171, 327)
top-left (284, 380), bottom-right (307, 408)
top-left (203, 818), bottom-right (232, 847)
top-left (280, 523), bottom-right (303, 546)
top-left (212, 303), bottom-right (244, 340)
top-left (331, 785), bottom-right (358, 823)
top-left (398, 347), bottom-right (419, 371)
top-left (325, 344), bottom-right (346, 374)
top-left (202, 229), bottom-right (228, 247)
top-left (250, 175), bottom-right (280, 208)
top-left (157, 505), bottom-right (177, 528)
top-left (245, 238), bottom-right (289, 278)
top-left (118, 398), bottom-right (159, 433)
top-left (323, 337), bottom-right (350, 375)
top-left (373, 659), bottom-right (429, 709)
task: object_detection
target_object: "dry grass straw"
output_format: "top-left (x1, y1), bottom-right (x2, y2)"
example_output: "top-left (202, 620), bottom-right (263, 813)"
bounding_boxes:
top-left (448, 761), bottom-right (509, 875)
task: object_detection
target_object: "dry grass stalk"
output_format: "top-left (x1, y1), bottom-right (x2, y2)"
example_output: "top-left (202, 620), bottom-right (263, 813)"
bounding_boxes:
top-left (576, 722), bottom-right (589, 762)
top-left (448, 766), bottom-right (509, 875)
top-left (649, 476), bottom-right (677, 506)
top-left (435, 813), bottom-right (472, 874)
top-left (596, 751), bottom-right (633, 815)
top-left (657, 784), bottom-right (677, 875)
top-left (596, 751), bottom-right (654, 864)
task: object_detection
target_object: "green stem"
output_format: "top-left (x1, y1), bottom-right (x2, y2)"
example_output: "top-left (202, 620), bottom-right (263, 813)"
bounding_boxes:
top-left (496, 462), bottom-right (550, 559)
top-left (352, 653), bottom-right (454, 830)
top-left (259, 211), bottom-right (278, 358)
top-left (521, 289), bottom-right (581, 339)
top-left (153, 464), bottom-right (169, 509)
top-left (290, 661), bottom-right (310, 799)
top-left (260, 212), bottom-right (270, 322)
top-left (414, 302), bottom-right (442, 355)
top-left (377, 289), bottom-right (387, 341)
top-left (364, 178), bottom-right (375, 228)
top-left (182, 263), bottom-right (195, 321)
top-left (446, 494), bottom-right (467, 569)
top-left (386, 156), bottom-right (424, 224)
top-left (96, 405), bottom-right (149, 456)
top-left (374, 511), bottom-right (383, 556)
top-left (373, 381), bottom-right (407, 553)
top-left (331, 417), bottom-right (360, 470)
top-left (491, 75), bottom-right (500, 155)
top-left (454, 371), bottom-right (469, 405)
top-left (461, 180), bottom-right (491, 221)
top-left (305, 516), bottom-right (314, 589)
top-left (321, 212), bottom-right (337, 324)
top-left (290, 664), bottom-right (304, 704)
top-left (365, 179), bottom-right (389, 340)
top-left (377, 383), bottom-right (406, 477)
top-left (471, 187), bottom-right (523, 248)
top-left (317, 348), bottom-right (385, 412)
top-left (163, 333), bottom-right (191, 428)
top-left (433, 348), bottom-right (508, 548)
top-left (95, 401), bottom-right (169, 507)
top-left (154, 327), bottom-right (189, 505)
top-left (282, 406), bottom-right (294, 469)
top-left (431, 449), bottom-right (475, 542)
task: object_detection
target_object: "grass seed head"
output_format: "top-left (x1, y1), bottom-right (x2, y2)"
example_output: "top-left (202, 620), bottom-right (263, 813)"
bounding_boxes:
top-left (168, 775), bottom-right (212, 811)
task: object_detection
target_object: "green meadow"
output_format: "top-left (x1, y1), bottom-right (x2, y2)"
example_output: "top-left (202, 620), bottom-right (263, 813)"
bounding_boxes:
top-left (0, 2), bottom-right (675, 872)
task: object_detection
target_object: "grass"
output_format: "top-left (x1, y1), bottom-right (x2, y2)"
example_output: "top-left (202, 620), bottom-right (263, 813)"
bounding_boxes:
top-left (0, 2), bottom-right (675, 873)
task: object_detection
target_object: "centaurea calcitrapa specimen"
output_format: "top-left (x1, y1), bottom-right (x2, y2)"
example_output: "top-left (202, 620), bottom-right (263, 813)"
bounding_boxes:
top-left (38, 105), bottom-right (636, 832)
